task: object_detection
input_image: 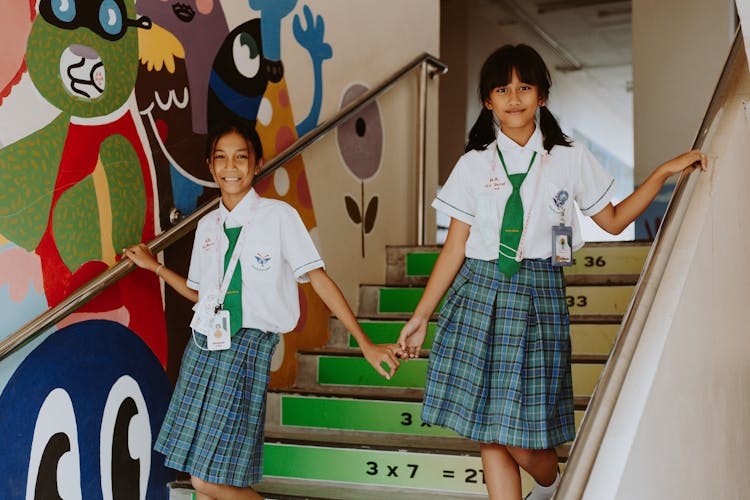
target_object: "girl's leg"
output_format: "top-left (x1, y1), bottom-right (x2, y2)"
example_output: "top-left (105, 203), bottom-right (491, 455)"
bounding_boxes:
top-left (191, 476), bottom-right (263, 500)
top-left (480, 443), bottom-right (522, 500)
top-left (506, 446), bottom-right (558, 486)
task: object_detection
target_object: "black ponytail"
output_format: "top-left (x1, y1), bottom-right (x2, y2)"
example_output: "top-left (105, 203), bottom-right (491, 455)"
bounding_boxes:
top-left (465, 44), bottom-right (572, 153)
top-left (539, 105), bottom-right (572, 152)
top-left (465, 108), bottom-right (496, 153)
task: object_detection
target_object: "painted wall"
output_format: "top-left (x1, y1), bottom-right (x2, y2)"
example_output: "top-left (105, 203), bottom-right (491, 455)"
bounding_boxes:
top-left (632, 0), bottom-right (734, 238)
top-left (584, 40), bottom-right (750, 499)
top-left (0, 0), bottom-right (439, 496)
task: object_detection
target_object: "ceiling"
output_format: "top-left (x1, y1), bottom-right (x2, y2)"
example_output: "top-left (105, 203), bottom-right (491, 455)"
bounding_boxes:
top-left (488, 0), bottom-right (632, 71)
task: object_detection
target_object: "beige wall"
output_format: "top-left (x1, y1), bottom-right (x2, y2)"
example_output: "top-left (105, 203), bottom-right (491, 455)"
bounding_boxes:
top-left (584, 39), bottom-right (750, 499)
top-left (632, 0), bottom-right (734, 184)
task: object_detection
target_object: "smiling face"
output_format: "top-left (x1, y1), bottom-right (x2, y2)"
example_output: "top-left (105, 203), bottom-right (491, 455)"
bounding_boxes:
top-left (207, 130), bottom-right (263, 210)
top-left (484, 68), bottom-right (544, 145)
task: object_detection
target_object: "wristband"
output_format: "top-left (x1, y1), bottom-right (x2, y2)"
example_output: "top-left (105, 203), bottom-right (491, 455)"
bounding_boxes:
top-left (155, 264), bottom-right (164, 277)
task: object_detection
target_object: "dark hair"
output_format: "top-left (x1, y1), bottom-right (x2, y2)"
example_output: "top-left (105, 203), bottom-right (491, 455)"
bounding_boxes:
top-left (205, 119), bottom-right (264, 162)
top-left (465, 44), bottom-right (572, 153)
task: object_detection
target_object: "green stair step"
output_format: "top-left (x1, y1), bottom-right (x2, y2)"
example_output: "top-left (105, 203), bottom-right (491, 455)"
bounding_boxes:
top-left (350, 320), bottom-right (437, 348)
top-left (378, 285), bottom-right (634, 315)
top-left (263, 442), bottom-right (488, 495)
top-left (403, 244), bottom-right (649, 278)
top-left (278, 394), bottom-right (588, 437)
top-left (280, 395), bottom-right (456, 437)
top-left (350, 320), bottom-right (617, 355)
top-left (317, 356), bottom-right (604, 395)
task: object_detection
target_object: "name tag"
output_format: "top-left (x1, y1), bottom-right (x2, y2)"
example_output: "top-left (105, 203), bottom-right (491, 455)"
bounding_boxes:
top-left (551, 224), bottom-right (573, 266)
top-left (207, 310), bottom-right (231, 351)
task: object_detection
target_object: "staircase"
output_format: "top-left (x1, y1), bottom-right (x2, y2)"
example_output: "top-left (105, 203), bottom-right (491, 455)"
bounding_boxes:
top-left (169, 241), bottom-right (649, 499)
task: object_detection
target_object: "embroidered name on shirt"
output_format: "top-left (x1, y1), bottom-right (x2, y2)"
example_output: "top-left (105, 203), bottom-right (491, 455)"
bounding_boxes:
top-left (484, 176), bottom-right (507, 191)
top-left (202, 237), bottom-right (216, 250)
top-left (252, 253), bottom-right (271, 271)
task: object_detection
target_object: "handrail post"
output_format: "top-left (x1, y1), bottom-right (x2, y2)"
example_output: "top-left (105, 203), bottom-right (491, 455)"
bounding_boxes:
top-left (416, 60), bottom-right (428, 245)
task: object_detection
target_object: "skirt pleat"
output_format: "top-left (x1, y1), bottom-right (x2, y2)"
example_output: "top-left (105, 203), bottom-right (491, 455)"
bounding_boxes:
top-left (155, 328), bottom-right (279, 486)
top-left (422, 258), bottom-right (575, 449)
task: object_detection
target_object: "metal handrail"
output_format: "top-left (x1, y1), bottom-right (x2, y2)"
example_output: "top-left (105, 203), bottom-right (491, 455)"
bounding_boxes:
top-left (554, 29), bottom-right (741, 499)
top-left (0, 52), bottom-right (447, 362)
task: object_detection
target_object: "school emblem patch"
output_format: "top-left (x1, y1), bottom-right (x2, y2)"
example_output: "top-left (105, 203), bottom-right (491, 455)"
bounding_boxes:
top-left (552, 190), bottom-right (569, 210)
top-left (252, 253), bottom-right (271, 271)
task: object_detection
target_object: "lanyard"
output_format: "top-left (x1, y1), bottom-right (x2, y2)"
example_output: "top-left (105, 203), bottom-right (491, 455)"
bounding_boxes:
top-left (215, 222), bottom-right (248, 311)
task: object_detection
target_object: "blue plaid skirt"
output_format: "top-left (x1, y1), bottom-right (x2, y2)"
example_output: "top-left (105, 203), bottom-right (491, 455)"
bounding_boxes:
top-left (422, 258), bottom-right (575, 449)
top-left (155, 328), bottom-right (279, 486)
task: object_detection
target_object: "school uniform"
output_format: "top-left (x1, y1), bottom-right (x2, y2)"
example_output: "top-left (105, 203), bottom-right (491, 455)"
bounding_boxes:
top-left (425, 126), bottom-right (614, 449)
top-left (155, 188), bottom-right (324, 486)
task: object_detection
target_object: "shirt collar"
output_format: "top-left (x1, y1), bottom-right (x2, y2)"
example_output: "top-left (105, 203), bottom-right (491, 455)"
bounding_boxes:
top-left (496, 124), bottom-right (544, 154)
top-left (218, 188), bottom-right (260, 227)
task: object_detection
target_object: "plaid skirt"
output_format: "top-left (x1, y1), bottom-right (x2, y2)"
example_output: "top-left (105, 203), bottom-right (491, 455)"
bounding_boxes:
top-left (422, 258), bottom-right (575, 449)
top-left (155, 328), bottom-right (279, 486)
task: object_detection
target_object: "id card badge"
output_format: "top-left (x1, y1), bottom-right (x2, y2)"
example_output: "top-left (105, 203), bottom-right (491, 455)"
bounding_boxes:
top-left (551, 224), bottom-right (573, 266)
top-left (189, 287), bottom-right (220, 336)
top-left (207, 309), bottom-right (231, 351)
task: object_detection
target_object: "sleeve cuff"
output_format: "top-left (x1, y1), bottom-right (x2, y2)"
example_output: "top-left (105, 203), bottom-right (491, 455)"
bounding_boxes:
top-left (294, 259), bottom-right (325, 283)
top-left (431, 198), bottom-right (474, 225)
top-left (186, 278), bottom-right (200, 291)
top-left (579, 179), bottom-right (616, 216)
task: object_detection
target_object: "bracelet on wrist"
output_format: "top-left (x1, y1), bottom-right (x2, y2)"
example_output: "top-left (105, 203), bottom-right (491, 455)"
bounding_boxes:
top-left (155, 264), bottom-right (164, 277)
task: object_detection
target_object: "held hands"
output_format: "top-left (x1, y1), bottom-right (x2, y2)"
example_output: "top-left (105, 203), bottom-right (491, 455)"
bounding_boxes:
top-left (397, 315), bottom-right (429, 359)
top-left (122, 243), bottom-right (159, 273)
top-left (360, 342), bottom-right (401, 380)
top-left (658, 149), bottom-right (707, 179)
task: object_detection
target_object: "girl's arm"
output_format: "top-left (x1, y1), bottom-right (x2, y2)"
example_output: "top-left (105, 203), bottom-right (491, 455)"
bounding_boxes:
top-left (591, 149), bottom-right (707, 234)
top-left (397, 218), bottom-right (470, 358)
top-left (123, 244), bottom-right (199, 303)
top-left (308, 268), bottom-right (401, 379)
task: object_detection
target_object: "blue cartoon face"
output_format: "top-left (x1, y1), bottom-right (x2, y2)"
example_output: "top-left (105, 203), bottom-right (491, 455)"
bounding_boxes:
top-left (0, 320), bottom-right (173, 499)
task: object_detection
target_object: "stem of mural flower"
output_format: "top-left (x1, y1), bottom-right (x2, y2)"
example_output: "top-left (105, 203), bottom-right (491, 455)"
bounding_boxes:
top-left (361, 181), bottom-right (365, 258)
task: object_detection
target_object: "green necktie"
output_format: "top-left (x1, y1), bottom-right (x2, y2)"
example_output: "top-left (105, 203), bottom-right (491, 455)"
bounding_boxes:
top-left (223, 225), bottom-right (243, 335)
top-left (497, 147), bottom-right (536, 277)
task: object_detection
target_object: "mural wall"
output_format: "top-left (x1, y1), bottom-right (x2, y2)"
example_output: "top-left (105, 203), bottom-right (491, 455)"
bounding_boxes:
top-left (0, 0), bottom-right (438, 497)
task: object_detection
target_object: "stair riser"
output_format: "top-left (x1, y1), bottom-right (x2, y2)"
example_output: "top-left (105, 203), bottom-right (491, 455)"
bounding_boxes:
top-left (300, 356), bottom-right (603, 396)
top-left (331, 319), bottom-right (618, 355)
top-left (360, 285), bottom-right (634, 317)
top-left (263, 443), bottom-right (488, 494)
top-left (387, 244), bottom-right (649, 284)
top-left (272, 394), bottom-right (587, 437)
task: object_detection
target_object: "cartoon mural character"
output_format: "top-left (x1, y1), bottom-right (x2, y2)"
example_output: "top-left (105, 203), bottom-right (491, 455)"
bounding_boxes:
top-left (0, 320), bottom-right (173, 499)
top-left (207, 19), bottom-right (270, 131)
top-left (0, 0), bottom-right (167, 364)
top-left (136, 0), bottom-right (230, 226)
top-left (337, 83), bottom-right (384, 257)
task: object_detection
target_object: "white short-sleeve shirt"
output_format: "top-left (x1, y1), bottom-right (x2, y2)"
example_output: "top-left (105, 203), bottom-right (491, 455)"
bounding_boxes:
top-left (187, 189), bottom-right (324, 334)
top-left (433, 125), bottom-right (615, 261)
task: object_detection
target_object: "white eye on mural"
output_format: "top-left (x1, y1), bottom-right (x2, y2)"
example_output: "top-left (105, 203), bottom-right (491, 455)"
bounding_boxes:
top-left (232, 32), bottom-right (261, 79)
top-left (26, 389), bottom-right (83, 500)
top-left (100, 376), bottom-right (151, 500)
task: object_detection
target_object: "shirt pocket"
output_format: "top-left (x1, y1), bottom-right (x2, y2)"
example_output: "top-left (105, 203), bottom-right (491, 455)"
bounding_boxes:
top-left (545, 182), bottom-right (572, 221)
top-left (246, 244), bottom-right (275, 278)
top-left (475, 192), bottom-right (500, 248)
